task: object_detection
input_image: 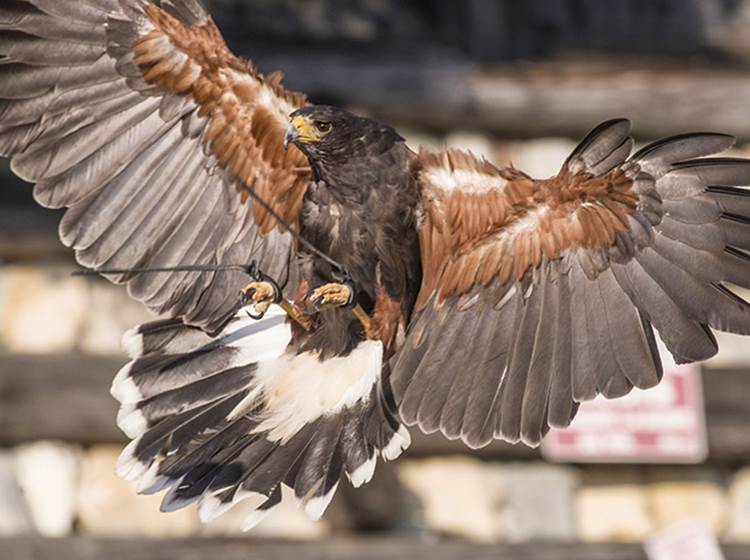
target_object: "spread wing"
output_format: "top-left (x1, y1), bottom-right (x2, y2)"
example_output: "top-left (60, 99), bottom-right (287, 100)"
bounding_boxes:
top-left (391, 119), bottom-right (750, 448)
top-left (0, 0), bottom-right (312, 333)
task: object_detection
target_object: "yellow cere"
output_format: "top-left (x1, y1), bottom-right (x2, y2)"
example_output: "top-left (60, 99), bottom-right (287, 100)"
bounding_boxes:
top-left (292, 115), bottom-right (323, 143)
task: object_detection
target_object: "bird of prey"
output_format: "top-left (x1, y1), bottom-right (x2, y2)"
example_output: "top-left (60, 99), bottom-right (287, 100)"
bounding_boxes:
top-left (3, 0), bottom-right (750, 528)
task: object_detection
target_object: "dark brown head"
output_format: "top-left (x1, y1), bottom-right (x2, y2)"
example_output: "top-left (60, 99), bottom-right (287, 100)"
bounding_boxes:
top-left (285, 105), bottom-right (404, 166)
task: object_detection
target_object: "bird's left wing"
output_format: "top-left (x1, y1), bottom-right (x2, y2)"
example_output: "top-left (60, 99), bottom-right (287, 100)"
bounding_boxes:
top-left (391, 119), bottom-right (750, 448)
top-left (0, 0), bottom-right (312, 333)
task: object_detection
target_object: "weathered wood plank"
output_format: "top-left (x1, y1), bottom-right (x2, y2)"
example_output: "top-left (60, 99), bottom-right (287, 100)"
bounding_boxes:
top-left (0, 208), bottom-right (67, 260)
top-left (209, 0), bottom-right (731, 61)
top-left (0, 353), bottom-right (125, 446)
top-left (0, 164), bottom-right (67, 260)
top-left (1, 353), bottom-right (749, 463)
top-left (0, 536), bottom-right (734, 560)
top-left (254, 57), bottom-right (750, 141)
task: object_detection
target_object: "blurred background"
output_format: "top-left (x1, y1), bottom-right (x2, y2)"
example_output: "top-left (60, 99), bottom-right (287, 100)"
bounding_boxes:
top-left (2, 0), bottom-right (750, 558)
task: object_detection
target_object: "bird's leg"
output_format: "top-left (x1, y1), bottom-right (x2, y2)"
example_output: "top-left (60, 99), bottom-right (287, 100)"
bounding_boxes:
top-left (240, 277), bottom-right (281, 320)
top-left (351, 304), bottom-right (375, 340)
top-left (239, 269), bottom-right (312, 330)
top-left (302, 282), bottom-right (355, 313)
top-left (302, 280), bottom-right (375, 338)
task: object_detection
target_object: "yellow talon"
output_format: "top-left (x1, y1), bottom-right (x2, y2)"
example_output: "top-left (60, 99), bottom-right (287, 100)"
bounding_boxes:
top-left (240, 281), bottom-right (278, 317)
top-left (301, 283), bottom-right (373, 338)
top-left (303, 283), bottom-right (354, 313)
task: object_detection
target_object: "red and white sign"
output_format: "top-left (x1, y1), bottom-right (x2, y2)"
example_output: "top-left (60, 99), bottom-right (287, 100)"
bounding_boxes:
top-left (542, 341), bottom-right (708, 464)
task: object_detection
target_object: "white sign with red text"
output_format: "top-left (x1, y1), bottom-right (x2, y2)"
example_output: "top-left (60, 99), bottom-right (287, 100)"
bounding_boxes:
top-left (542, 341), bottom-right (708, 464)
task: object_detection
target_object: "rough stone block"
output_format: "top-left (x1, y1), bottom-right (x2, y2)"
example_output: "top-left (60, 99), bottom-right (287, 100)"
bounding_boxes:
top-left (708, 330), bottom-right (750, 368)
top-left (76, 446), bottom-right (199, 538)
top-left (399, 458), bottom-right (580, 543)
top-left (0, 266), bottom-right (88, 354)
top-left (724, 469), bottom-right (750, 542)
top-left (502, 463), bottom-right (580, 542)
top-left (398, 456), bottom-right (508, 542)
top-left (0, 452), bottom-right (34, 536)
top-left (648, 482), bottom-right (728, 535)
top-left (15, 441), bottom-right (80, 537)
top-left (576, 485), bottom-right (653, 542)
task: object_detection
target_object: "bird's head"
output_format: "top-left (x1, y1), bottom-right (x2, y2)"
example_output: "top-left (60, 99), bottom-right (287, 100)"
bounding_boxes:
top-left (284, 105), bottom-right (403, 167)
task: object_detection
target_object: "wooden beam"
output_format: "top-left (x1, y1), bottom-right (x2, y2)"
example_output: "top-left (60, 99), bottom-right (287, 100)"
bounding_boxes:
top-left (0, 207), bottom-right (67, 260)
top-left (0, 164), bottom-right (67, 260)
top-left (7, 537), bottom-right (750, 560)
top-left (0, 353), bottom-right (125, 446)
top-left (1, 353), bottom-right (749, 463)
top-left (252, 55), bottom-right (750, 140)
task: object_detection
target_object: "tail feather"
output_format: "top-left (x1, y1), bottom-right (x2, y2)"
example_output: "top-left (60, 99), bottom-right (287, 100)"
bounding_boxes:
top-left (113, 304), bottom-right (410, 528)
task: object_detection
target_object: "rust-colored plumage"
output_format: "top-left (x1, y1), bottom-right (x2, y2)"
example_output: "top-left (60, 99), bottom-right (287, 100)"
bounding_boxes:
top-left (370, 286), bottom-right (407, 356)
top-left (413, 148), bottom-right (639, 308)
top-left (134, 5), bottom-right (311, 233)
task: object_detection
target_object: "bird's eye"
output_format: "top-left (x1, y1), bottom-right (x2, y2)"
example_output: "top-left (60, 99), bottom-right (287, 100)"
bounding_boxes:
top-left (316, 121), bottom-right (332, 134)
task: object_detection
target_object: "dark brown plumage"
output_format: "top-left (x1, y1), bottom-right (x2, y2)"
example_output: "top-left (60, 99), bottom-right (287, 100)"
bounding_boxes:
top-left (3, 0), bottom-right (750, 529)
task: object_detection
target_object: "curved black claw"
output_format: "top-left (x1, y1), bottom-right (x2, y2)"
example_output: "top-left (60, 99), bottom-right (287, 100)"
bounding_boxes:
top-left (257, 271), bottom-right (283, 305)
top-left (245, 306), bottom-right (267, 321)
top-left (340, 277), bottom-right (357, 309)
top-left (238, 264), bottom-right (284, 320)
top-left (303, 279), bottom-right (356, 314)
top-left (246, 261), bottom-right (283, 304)
top-left (239, 287), bottom-right (257, 307)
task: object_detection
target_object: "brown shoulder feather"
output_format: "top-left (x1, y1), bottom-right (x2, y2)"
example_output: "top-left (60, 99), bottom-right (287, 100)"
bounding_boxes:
top-left (413, 147), bottom-right (638, 308)
top-left (135, 5), bottom-right (311, 233)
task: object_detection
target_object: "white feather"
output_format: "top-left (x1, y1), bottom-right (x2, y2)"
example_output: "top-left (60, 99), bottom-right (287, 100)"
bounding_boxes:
top-left (199, 489), bottom-right (267, 523)
top-left (303, 482), bottom-right (339, 520)
top-left (222, 305), bottom-right (292, 365)
top-left (240, 506), bottom-right (274, 531)
top-left (499, 206), bottom-right (548, 238)
top-left (424, 167), bottom-right (507, 194)
top-left (136, 460), bottom-right (161, 494)
top-left (347, 455), bottom-right (377, 488)
top-left (382, 425), bottom-right (411, 461)
top-left (115, 439), bottom-right (148, 482)
top-left (116, 403), bottom-right (148, 439)
top-left (112, 305), bottom-right (389, 529)
top-left (139, 473), bottom-right (175, 496)
top-left (110, 362), bottom-right (141, 404)
top-left (121, 327), bottom-right (143, 359)
top-left (236, 340), bottom-right (383, 443)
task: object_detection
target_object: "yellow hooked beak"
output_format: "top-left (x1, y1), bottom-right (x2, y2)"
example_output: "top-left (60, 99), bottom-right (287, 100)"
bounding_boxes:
top-left (284, 115), bottom-right (328, 149)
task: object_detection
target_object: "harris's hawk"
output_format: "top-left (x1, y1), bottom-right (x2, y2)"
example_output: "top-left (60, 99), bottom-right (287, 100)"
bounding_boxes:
top-left (3, 0), bottom-right (750, 527)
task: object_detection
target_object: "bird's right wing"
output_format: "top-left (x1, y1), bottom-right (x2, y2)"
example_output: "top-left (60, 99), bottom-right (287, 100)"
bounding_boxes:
top-left (391, 120), bottom-right (750, 448)
top-left (0, 0), bottom-right (312, 333)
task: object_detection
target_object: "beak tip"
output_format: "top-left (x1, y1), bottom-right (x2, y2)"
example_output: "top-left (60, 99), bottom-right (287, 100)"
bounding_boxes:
top-left (284, 122), bottom-right (298, 151)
